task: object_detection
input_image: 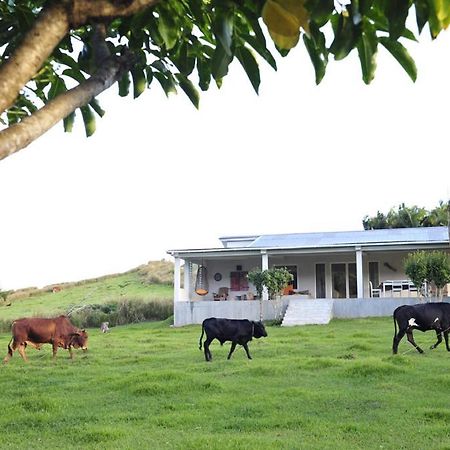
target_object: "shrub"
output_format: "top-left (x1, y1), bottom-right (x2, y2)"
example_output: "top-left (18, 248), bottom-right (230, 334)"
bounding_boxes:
top-left (67, 299), bottom-right (173, 329)
top-left (404, 250), bottom-right (450, 298)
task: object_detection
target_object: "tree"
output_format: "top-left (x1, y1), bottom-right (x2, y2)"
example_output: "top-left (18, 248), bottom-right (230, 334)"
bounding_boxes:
top-left (363, 201), bottom-right (449, 230)
top-left (248, 267), bottom-right (293, 299)
top-left (1, 1), bottom-right (449, 159)
top-left (404, 250), bottom-right (450, 299)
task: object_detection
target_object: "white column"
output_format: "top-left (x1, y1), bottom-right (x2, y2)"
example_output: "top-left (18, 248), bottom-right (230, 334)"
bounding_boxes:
top-left (183, 261), bottom-right (191, 301)
top-left (261, 250), bottom-right (269, 301)
top-left (356, 247), bottom-right (364, 299)
top-left (174, 256), bottom-right (181, 302)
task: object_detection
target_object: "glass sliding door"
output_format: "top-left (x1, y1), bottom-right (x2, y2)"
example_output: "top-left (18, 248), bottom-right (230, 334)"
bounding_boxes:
top-left (331, 263), bottom-right (346, 298)
top-left (348, 263), bottom-right (357, 298)
top-left (315, 264), bottom-right (326, 298)
top-left (331, 263), bottom-right (357, 298)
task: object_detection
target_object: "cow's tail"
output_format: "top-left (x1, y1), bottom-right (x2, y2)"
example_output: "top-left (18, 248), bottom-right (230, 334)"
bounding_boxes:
top-left (392, 308), bottom-right (399, 351)
top-left (199, 324), bottom-right (205, 350)
top-left (393, 308), bottom-right (398, 336)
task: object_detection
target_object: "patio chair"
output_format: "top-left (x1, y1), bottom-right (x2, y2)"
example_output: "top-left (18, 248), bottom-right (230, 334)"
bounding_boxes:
top-left (391, 281), bottom-right (403, 297)
top-left (213, 287), bottom-right (229, 301)
top-left (369, 281), bottom-right (382, 298)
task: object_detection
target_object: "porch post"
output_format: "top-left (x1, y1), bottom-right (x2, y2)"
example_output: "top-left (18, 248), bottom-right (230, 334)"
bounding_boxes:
top-left (183, 260), bottom-right (191, 301)
top-left (356, 247), bottom-right (364, 299)
top-left (174, 255), bottom-right (181, 302)
top-left (261, 250), bottom-right (269, 301)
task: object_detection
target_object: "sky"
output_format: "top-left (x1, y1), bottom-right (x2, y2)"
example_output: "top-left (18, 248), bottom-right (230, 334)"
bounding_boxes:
top-left (0, 27), bottom-right (449, 290)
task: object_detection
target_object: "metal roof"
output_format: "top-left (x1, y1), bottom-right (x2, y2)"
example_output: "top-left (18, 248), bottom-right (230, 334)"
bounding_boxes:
top-left (168, 227), bottom-right (449, 257)
top-left (246, 227), bottom-right (449, 249)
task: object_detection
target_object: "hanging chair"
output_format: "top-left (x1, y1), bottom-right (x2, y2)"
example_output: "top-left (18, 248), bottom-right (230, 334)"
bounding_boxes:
top-left (195, 265), bottom-right (209, 296)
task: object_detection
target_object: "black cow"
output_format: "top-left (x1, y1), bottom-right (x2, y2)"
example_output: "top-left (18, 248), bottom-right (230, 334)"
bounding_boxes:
top-left (198, 318), bottom-right (267, 361)
top-left (392, 302), bottom-right (450, 354)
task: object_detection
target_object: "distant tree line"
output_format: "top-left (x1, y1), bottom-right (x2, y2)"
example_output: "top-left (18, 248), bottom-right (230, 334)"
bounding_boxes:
top-left (363, 201), bottom-right (449, 230)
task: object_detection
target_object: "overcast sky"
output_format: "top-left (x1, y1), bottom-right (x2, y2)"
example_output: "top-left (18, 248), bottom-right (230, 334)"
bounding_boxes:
top-left (0, 29), bottom-right (449, 290)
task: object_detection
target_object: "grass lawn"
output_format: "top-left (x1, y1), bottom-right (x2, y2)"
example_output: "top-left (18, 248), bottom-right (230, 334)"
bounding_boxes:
top-left (1, 317), bottom-right (450, 449)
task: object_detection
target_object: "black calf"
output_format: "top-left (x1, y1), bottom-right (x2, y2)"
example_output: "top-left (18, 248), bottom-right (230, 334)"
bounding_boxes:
top-left (198, 317), bottom-right (267, 361)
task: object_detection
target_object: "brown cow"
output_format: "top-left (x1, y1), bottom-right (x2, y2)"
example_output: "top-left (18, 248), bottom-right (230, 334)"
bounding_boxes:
top-left (3, 315), bottom-right (88, 363)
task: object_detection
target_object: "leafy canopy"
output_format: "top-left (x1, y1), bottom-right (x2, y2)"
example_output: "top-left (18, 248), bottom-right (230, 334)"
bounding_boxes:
top-left (363, 201), bottom-right (449, 229)
top-left (0, 0), bottom-right (449, 155)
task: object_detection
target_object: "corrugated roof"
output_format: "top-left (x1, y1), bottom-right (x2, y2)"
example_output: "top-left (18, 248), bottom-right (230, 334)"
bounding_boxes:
top-left (246, 227), bottom-right (449, 249)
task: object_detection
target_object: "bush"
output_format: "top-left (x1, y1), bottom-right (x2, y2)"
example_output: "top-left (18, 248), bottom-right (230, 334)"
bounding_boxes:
top-left (404, 250), bottom-right (450, 298)
top-left (67, 298), bottom-right (173, 329)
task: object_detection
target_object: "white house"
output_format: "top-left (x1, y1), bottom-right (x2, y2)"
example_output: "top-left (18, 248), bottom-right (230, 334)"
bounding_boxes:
top-left (167, 226), bottom-right (450, 326)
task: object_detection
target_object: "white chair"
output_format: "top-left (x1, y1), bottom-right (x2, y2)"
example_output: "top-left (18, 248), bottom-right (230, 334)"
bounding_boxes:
top-left (369, 281), bottom-right (382, 298)
top-left (391, 281), bottom-right (402, 297)
top-left (408, 282), bottom-right (418, 297)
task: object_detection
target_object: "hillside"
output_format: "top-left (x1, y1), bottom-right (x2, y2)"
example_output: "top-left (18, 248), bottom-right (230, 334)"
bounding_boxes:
top-left (0, 260), bottom-right (174, 328)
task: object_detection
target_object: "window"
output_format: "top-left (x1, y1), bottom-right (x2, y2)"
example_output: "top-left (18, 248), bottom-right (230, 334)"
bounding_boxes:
top-left (230, 271), bottom-right (248, 291)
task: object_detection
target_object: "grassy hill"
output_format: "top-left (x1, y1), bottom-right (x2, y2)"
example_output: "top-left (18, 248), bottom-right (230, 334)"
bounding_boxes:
top-left (0, 261), bottom-right (174, 330)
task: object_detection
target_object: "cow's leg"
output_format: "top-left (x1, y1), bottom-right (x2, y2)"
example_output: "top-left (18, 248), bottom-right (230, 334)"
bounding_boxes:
top-left (392, 329), bottom-right (406, 354)
top-left (444, 330), bottom-right (450, 351)
top-left (242, 343), bottom-right (252, 360)
top-left (227, 342), bottom-right (237, 360)
top-left (68, 347), bottom-right (74, 359)
top-left (203, 337), bottom-right (213, 362)
top-left (17, 343), bottom-right (28, 362)
top-left (3, 339), bottom-right (15, 363)
top-left (430, 330), bottom-right (443, 349)
top-left (406, 330), bottom-right (423, 353)
top-left (52, 341), bottom-right (58, 359)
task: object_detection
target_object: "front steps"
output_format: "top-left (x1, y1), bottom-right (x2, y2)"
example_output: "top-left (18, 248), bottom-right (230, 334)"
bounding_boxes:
top-left (281, 299), bottom-right (334, 326)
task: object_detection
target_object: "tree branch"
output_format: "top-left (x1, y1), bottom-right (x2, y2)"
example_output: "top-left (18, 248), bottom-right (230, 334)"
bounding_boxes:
top-left (0, 54), bottom-right (132, 160)
top-left (0, 2), bottom-right (70, 115)
top-left (69, 0), bottom-right (161, 27)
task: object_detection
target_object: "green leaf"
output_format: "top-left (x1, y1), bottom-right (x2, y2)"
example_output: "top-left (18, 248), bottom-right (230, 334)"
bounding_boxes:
top-left (47, 76), bottom-right (67, 100)
top-left (153, 72), bottom-right (177, 97)
top-left (244, 35), bottom-right (277, 70)
top-left (303, 33), bottom-right (327, 84)
top-left (131, 68), bottom-right (147, 98)
top-left (385, 0), bottom-right (410, 40)
top-left (63, 111), bottom-right (75, 133)
top-left (211, 43), bottom-right (233, 81)
top-left (306, 0), bottom-right (335, 26)
top-left (213, 9), bottom-right (234, 57)
top-left (62, 68), bottom-right (86, 84)
top-left (414, 0), bottom-right (429, 33)
top-left (80, 105), bottom-right (95, 137)
top-left (379, 37), bottom-right (417, 81)
top-left (118, 72), bottom-right (130, 97)
top-left (89, 98), bottom-right (105, 117)
top-left (157, 9), bottom-right (179, 50)
top-left (357, 20), bottom-right (378, 84)
top-left (428, 0), bottom-right (450, 38)
top-left (197, 55), bottom-right (211, 91)
top-left (175, 73), bottom-right (200, 108)
top-left (330, 14), bottom-right (358, 61)
top-left (235, 46), bottom-right (260, 94)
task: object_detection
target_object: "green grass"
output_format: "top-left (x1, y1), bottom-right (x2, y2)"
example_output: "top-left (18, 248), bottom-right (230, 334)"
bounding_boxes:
top-left (1, 317), bottom-right (450, 449)
top-left (0, 271), bottom-right (173, 323)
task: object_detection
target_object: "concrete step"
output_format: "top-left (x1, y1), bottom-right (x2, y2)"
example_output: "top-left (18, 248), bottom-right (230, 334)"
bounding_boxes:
top-left (281, 299), bottom-right (334, 326)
